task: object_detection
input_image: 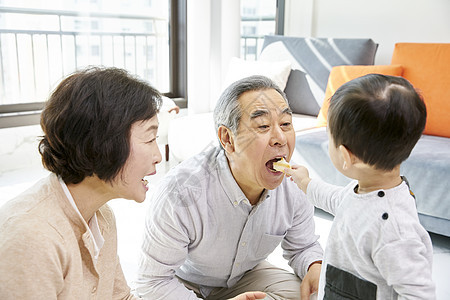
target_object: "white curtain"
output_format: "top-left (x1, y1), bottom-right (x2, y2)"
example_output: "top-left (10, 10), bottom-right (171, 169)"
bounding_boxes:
top-left (187, 0), bottom-right (240, 115)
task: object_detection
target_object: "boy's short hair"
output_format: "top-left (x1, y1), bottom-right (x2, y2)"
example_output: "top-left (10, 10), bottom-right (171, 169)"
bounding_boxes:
top-left (39, 67), bottom-right (161, 184)
top-left (328, 74), bottom-right (426, 171)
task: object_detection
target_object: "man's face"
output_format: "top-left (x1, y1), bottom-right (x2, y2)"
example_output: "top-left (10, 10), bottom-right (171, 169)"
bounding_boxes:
top-left (226, 89), bottom-right (295, 197)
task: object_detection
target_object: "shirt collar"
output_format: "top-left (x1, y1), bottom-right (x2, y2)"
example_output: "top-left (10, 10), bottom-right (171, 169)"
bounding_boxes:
top-left (216, 149), bottom-right (271, 207)
top-left (58, 177), bottom-right (105, 260)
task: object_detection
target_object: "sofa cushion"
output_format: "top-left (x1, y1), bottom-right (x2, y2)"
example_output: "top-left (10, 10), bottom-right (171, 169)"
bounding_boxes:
top-left (391, 43), bottom-right (450, 138)
top-left (222, 57), bottom-right (292, 92)
top-left (316, 65), bottom-right (404, 127)
top-left (260, 36), bottom-right (378, 116)
top-left (168, 112), bottom-right (218, 162)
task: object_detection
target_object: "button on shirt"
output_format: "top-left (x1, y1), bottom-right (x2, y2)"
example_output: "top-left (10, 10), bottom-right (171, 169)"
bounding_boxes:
top-left (135, 147), bottom-right (323, 299)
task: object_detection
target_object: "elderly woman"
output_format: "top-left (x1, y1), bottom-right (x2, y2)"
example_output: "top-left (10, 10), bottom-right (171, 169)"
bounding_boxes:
top-left (0, 67), bottom-right (265, 300)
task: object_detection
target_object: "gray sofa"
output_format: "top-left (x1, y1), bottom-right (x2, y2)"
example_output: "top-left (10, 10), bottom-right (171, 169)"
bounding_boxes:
top-left (296, 129), bottom-right (450, 237)
top-left (261, 35), bottom-right (450, 237)
top-left (168, 35), bottom-right (450, 237)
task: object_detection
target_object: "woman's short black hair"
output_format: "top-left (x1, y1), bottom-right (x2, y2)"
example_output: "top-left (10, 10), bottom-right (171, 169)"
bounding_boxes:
top-left (328, 73), bottom-right (426, 171)
top-left (39, 67), bottom-right (162, 184)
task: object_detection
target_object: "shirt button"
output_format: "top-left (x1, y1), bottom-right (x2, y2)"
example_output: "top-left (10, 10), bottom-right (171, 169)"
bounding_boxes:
top-left (241, 242), bottom-right (246, 246)
top-left (382, 212), bottom-right (389, 220)
top-left (378, 191), bottom-right (385, 197)
top-left (233, 201), bottom-right (238, 205)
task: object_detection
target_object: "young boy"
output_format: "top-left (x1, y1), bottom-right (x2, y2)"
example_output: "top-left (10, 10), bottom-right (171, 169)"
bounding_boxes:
top-left (284, 74), bottom-right (436, 299)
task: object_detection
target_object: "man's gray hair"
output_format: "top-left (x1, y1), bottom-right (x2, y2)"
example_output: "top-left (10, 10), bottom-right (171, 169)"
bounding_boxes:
top-left (213, 75), bottom-right (288, 136)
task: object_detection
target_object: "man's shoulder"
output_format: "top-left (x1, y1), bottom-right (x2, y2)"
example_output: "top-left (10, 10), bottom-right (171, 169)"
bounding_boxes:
top-left (152, 147), bottom-right (222, 204)
top-left (169, 147), bottom-right (221, 176)
top-left (164, 148), bottom-right (223, 181)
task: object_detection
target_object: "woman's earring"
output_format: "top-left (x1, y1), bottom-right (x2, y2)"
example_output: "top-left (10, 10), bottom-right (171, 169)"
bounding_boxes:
top-left (343, 161), bottom-right (347, 170)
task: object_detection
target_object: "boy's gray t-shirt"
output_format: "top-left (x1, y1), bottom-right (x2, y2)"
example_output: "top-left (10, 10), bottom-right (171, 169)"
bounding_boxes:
top-left (307, 179), bottom-right (435, 300)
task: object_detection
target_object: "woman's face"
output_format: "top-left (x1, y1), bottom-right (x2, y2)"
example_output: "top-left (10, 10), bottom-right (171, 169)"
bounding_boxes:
top-left (114, 115), bottom-right (162, 202)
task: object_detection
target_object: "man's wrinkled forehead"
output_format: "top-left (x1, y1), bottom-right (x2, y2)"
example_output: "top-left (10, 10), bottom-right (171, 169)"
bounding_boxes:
top-left (239, 89), bottom-right (291, 119)
top-left (249, 107), bottom-right (292, 121)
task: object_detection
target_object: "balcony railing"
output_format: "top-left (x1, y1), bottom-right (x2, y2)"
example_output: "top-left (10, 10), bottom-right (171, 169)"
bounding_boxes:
top-left (0, 6), bottom-right (169, 112)
top-left (240, 15), bottom-right (276, 60)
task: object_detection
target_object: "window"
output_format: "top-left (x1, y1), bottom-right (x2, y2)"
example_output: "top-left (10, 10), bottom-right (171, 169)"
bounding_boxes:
top-left (240, 0), bottom-right (284, 60)
top-left (91, 45), bottom-right (100, 56)
top-left (0, 0), bottom-right (187, 128)
top-left (243, 26), bottom-right (257, 36)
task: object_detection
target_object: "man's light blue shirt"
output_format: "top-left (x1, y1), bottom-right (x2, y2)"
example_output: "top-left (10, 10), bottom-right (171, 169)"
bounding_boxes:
top-left (135, 147), bottom-right (323, 299)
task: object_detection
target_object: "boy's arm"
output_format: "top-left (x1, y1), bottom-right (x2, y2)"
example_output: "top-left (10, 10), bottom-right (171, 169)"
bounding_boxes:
top-left (285, 165), bottom-right (344, 215)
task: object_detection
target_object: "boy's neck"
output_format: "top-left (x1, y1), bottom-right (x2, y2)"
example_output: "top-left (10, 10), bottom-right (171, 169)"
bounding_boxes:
top-left (356, 165), bottom-right (402, 194)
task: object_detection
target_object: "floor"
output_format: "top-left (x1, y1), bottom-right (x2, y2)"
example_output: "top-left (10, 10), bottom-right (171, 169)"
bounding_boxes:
top-left (0, 145), bottom-right (449, 299)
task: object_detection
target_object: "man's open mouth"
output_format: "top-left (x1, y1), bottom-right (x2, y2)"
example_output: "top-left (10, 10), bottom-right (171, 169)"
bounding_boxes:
top-left (266, 157), bottom-right (284, 172)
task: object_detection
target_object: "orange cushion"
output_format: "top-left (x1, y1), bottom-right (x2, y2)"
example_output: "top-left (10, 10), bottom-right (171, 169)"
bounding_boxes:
top-left (391, 43), bottom-right (450, 137)
top-left (316, 65), bottom-right (403, 127)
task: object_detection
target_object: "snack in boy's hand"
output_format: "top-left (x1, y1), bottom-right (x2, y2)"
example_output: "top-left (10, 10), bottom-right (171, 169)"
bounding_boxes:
top-left (273, 157), bottom-right (291, 173)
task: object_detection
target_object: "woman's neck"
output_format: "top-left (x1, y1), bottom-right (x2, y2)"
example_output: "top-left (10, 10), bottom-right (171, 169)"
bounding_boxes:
top-left (66, 176), bottom-right (113, 223)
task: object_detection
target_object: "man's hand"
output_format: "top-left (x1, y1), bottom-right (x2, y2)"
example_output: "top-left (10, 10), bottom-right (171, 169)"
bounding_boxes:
top-left (300, 263), bottom-right (321, 299)
top-left (231, 291), bottom-right (266, 300)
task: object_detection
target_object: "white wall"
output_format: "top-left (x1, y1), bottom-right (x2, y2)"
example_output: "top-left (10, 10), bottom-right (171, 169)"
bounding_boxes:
top-left (186, 0), bottom-right (211, 114)
top-left (284, 0), bottom-right (450, 64)
top-left (187, 0), bottom-right (450, 112)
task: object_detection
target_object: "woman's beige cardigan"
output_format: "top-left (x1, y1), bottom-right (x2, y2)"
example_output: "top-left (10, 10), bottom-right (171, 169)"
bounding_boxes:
top-left (0, 173), bottom-right (137, 299)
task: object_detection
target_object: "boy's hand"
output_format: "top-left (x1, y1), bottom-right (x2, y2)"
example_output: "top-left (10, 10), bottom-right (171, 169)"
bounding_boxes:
top-left (284, 165), bottom-right (312, 194)
top-left (230, 291), bottom-right (266, 300)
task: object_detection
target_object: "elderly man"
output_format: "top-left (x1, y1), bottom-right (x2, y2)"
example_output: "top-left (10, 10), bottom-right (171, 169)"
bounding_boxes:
top-left (135, 75), bottom-right (323, 299)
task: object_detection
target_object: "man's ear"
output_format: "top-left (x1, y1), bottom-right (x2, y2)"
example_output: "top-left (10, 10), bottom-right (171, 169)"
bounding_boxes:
top-left (218, 125), bottom-right (235, 153)
top-left (338, 145), bottom-right (356, 170)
